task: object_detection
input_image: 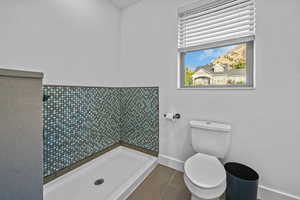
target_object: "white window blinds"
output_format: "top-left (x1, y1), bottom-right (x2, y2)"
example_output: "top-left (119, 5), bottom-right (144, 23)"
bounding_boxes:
top-left (178, 0), bottom-right (256, 50)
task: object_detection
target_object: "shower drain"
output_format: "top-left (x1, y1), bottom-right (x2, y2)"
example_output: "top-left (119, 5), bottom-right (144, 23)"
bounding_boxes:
top-left (94, 178), bottom-right (104, 186)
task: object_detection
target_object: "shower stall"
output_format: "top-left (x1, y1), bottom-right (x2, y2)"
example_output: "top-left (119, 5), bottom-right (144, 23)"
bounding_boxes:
top-left (42, 85), bottom-right (159, 199)
top-left (0, 69), bottom-right (159, 200)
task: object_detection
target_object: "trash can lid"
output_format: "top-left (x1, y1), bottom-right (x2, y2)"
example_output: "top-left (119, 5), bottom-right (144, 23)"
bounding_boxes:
top-left (225, 162), bottom-right (259, 181)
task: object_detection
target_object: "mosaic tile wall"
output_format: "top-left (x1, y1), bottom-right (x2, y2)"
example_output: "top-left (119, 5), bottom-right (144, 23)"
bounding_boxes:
top-left (43, 86), bottom-right (121, 177)
top-left (120, 87), bottom-right (159, 153)
top-left (43, 86), bottom-right (159, 177)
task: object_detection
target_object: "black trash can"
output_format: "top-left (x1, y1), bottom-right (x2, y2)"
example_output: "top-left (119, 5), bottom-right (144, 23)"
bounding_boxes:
top-left (225, 162), bottom-right (259, 200)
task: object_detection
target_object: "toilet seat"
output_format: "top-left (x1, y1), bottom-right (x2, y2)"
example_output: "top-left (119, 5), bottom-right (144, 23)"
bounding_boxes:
top-left (184, 153), bottom-right (226, 188)
top-left (184, 153), bottom-right (226, 200)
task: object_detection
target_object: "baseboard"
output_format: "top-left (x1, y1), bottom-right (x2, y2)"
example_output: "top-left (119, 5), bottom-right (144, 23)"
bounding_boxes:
top-left (158, 154), bottom-right (300, 200)
top-left (158, 154), bottom-right (184, 172)
top-left (258, 185), bottom-right (300, 200)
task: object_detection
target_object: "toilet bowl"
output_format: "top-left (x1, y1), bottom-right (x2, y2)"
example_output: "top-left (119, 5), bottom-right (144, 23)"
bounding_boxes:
top-left (184, 153), bottom-right (226, 200)
top-left (184, 120), bottom-right (232, 200)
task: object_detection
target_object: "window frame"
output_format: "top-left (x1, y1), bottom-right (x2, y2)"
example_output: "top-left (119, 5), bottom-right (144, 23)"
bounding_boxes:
top-left (177, 36), bottom-right (255, 90)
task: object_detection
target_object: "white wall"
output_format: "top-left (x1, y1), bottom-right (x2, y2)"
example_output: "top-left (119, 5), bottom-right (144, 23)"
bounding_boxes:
top-left (0, 0), bottom-right (121, 86)
top-left (120, 0), bottom-right (300, 198)
top-left (1, 0), bottom-right (299, 198)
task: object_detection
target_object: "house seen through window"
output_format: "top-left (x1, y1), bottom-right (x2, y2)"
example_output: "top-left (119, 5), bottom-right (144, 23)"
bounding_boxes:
top-left (178, 0), bottom-right (256, 89)
top-left (184, 43), bottom-right (249, 87)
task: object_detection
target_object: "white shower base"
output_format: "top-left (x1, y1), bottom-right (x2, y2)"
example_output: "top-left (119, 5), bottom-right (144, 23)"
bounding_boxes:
top-left (43, 146), bottom-right (157, 200)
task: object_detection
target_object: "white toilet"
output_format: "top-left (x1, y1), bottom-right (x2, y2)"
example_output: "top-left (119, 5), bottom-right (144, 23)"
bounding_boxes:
top-left (184, 120), bottom-right (232, 200)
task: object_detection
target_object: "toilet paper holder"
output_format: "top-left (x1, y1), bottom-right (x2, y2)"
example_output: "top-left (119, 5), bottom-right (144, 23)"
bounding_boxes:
top-left (163, 113), bottom-right (181, 120)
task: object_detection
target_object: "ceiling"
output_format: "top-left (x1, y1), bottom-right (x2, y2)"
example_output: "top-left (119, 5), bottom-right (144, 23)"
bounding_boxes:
top-left (110, 0), bottom-right (141, 9)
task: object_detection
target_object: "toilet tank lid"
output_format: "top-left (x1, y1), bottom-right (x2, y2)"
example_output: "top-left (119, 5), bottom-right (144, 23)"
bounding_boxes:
top-left (189, 120), bottom-right (231, 132)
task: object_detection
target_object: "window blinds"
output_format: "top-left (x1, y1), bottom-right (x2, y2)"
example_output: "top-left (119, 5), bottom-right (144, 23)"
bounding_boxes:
top-left (178, 0), bottom-right (256, 50)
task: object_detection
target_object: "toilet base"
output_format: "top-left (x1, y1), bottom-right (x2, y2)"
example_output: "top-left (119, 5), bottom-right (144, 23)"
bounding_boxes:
top-left (191, 194), bottom-right (220, 200)
top-left (184, 174), bottom-right (225, 200)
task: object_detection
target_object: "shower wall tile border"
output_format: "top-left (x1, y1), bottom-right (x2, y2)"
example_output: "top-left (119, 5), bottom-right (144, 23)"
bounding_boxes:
top-left (43, 85), bottom-right (159, 178)
top-left (43, 143), bottom-right (158, 184)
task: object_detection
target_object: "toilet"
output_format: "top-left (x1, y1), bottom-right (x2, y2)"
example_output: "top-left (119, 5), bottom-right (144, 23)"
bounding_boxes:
top-left (184, 120), bottom-right (232, 200)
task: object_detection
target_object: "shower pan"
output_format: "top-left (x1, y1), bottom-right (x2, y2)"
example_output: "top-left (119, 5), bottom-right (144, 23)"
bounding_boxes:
top-left (44, 146), bottom-right (157, 200)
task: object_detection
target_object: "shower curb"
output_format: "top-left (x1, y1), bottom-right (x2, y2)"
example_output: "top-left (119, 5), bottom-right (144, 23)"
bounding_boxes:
top-left (44, 142), bottom-right (158, 184)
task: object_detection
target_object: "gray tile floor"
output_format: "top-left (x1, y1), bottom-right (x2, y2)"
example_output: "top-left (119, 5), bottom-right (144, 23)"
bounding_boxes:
top-left (128, 164), bottom-right (226, 200)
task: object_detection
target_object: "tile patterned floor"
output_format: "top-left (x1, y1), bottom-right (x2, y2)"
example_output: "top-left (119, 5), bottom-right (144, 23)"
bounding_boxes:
top-left (128, 164), bottom-right (226, 200)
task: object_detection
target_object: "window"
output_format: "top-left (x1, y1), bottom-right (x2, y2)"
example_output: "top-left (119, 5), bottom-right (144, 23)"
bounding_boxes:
top-left (178, 0), bottom-right (256, 89)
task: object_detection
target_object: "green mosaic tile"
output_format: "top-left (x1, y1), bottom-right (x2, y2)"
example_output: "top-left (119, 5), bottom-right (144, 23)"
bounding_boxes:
top-left (43, 86), bottom-right (121, 176)
top-left (120, 87), bottom-right (159, 153)
top-left (43, 86), bottom-right (159, 177)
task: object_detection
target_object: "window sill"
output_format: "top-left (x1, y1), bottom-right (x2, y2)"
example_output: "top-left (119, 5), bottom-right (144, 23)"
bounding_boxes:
top-left (176, 87), bottom-right (256, 90)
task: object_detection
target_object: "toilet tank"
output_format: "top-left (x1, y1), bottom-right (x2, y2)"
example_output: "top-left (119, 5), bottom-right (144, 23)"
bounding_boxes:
top-left (190, 120), bottom-right (232, 159)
